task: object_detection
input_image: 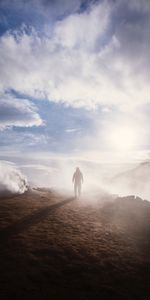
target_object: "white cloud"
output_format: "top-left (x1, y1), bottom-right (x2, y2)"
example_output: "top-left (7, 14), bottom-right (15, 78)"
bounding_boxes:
top-left (0, 93), bottom-right (42, 130)
top-left (0, 0), bottom-right (150, 112)
top-left (0, 2), bottom-right (117, 108)
top-left (65, 128), bottom-right (79, 133)
top-left (53, 2), bottom-right (110, 50)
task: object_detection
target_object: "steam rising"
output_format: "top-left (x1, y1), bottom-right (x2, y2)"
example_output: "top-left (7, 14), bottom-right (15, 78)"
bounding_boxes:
top-left (0, 161), bottom-right (28, 195)
top-left (2, 155), bottom-right (149, 201)
top-left (108, 161), bottom-right (150, 200)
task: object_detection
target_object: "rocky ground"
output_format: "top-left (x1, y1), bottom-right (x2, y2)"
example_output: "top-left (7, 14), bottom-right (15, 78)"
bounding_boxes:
top-left (0, 188), bottom-right (150, 300)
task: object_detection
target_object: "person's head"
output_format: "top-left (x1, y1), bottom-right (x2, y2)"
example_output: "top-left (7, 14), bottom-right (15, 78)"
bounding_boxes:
top-left (76, 167), bottom-right (80, 172)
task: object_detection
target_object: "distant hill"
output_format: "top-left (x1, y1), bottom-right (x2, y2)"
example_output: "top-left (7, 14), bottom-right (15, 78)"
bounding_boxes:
top-left (109, 161), bottom-right (150, 200)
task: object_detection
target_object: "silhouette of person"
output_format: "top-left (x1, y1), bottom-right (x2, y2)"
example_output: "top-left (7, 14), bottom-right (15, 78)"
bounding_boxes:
top-left (72, 167), bottom-right (83, 198)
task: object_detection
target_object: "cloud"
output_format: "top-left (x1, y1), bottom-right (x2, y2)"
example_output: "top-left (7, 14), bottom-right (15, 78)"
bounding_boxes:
top-left (0, 0), bottom-right (150, 161)
top-left (65, 128), bottom-right (79, 133)
top-left (0, 160), bottom-right (28, 195)
top-left (0, 0), bottom-right (150, 112)
top-left (0, 2), bottom-right (114, 108)
top-left (0, 131), bottom-right (49, 152)
top-left (0, 93), bottom-right (43, 130)
top-left (0, 0), bottom-right (84, 34)
top-left (53, 1), bottom-right (110, 50)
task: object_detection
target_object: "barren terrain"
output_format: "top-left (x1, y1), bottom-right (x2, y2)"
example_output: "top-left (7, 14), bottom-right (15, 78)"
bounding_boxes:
top-left (0, 188), bottom-right (150, 299)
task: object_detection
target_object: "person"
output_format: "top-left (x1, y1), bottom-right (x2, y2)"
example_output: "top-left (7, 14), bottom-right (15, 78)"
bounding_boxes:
top-left (72, 167), bottom-right (83, 198)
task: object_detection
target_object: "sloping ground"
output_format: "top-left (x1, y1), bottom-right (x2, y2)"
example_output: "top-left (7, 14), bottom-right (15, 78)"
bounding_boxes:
top-left (110, 161), bottom-right (150, 199)
top-left (0, 189), bottom-right (150, 300)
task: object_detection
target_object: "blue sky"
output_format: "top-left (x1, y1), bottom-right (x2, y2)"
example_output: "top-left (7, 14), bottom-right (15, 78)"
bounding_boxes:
top-left (0, 0), bottom-right (150, 167)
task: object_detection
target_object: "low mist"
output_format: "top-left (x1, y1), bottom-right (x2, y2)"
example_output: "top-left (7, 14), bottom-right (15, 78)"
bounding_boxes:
top-left (19, 158), bottom-right (150, 201)
top-left (2, 156), bottom-right (150, 201)
top-left (108, 161), bottom-right (150, 201)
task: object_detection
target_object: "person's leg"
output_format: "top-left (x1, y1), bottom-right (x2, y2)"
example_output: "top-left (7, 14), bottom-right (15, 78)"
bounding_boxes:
top-left (74, 183), bottom-right (77, 198)
top-left (78, 183), bottom-right (81, 197)
top-left (77, 184), bottom-right (79, 198)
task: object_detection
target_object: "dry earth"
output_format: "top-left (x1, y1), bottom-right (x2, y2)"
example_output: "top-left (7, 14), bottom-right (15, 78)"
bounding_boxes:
top-left (0, 188), bottom-right (150, 300)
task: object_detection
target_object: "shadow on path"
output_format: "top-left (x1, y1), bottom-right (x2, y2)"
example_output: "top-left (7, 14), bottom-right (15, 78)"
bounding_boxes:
top-left (0, 197), bottom-right (74, 242)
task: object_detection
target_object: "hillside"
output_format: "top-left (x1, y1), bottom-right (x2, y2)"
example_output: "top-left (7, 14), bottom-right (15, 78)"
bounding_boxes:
top-left (110, 161), bottom-right (150, 199)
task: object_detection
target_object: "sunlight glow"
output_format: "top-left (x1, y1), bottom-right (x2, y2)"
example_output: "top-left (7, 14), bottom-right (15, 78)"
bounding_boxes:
top-left (109, 125), bottom-right (139, 152)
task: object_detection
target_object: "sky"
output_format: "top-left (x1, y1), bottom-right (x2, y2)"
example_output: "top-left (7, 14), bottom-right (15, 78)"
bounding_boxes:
top-left (1, 0), bottom-right (150, 187)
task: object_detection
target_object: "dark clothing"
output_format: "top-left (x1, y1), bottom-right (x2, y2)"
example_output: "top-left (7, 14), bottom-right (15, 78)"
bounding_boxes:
top-left (72, 170), bottom-right (83, 197)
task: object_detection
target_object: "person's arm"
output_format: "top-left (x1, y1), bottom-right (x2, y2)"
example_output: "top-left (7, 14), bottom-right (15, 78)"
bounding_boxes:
top-left (72, 173), bottom-right (75, 183)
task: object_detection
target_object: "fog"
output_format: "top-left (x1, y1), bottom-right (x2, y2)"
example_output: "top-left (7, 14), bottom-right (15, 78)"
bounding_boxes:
top-left (20, 157), bottom-right (150, 201)
top-left (0, 161), bottom-right (28, 195)
top-left (20, 159), bottom-right (113, 192)
top-left (108, 161), bottom-right (150, 200)
top-left (1, 156), bottom-right (150, 201)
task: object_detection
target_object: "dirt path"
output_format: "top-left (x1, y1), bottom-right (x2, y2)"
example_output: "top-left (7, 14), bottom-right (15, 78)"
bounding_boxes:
top-left (0, 197), bottom-right (74, 241)
top-left (0, 189), bottom-right (150, 300)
